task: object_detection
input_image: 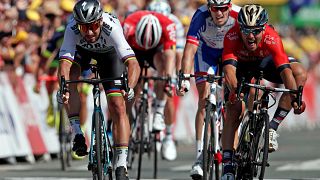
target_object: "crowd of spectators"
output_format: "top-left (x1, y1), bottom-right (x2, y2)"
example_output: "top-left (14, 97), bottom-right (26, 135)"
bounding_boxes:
top-left (0, 0), bottom-right (320, 91)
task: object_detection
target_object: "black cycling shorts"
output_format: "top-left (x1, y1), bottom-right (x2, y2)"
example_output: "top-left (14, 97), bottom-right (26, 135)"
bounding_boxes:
top-left (74, 46), bottom-right (125, 93)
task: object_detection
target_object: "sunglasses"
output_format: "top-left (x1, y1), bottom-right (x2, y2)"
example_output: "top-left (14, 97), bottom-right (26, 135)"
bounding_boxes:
top-left (77, 19), bottom-right (101, 33)
top-left (240, 26), bottom-right (265, 36)
top-left (209, 4), bottom-right (231, 12)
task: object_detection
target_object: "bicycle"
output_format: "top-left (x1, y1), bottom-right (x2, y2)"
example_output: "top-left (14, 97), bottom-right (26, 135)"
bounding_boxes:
top-left (178, 70), bottom-right (224, 180)
top-left (60, 64), bottom-right (129, 180)
top-left (235, 71), bottom-right (304, 180)
top-left (127, 62), bottom-right (172, 180)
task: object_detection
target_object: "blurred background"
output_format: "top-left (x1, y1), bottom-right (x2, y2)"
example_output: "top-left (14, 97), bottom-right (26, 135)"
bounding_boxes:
top-left (0, 0), bottom-right (319, 176)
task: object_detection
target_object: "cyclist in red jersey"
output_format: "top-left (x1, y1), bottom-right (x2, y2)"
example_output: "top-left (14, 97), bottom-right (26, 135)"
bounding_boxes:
top-left (221, 5), bottom-right (307, 179)
top-left (123, 11), bottom-right (176, 135)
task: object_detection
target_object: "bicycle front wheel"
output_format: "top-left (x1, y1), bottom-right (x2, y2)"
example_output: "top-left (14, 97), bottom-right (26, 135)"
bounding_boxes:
top-left (203, 103), bottom-right (213, 180)
top-left (235, 112), bottom-right (251, 180)
top-left (59, 106), bottom-right (71, 171)
top-left (93, 111), bottom-right (103, 180)
top-left (254, 112), bottom-right (269, 180)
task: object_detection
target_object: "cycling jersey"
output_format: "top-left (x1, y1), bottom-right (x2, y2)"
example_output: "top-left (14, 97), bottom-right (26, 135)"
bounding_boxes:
top-left (222, 24), bottom-right (290, 72)
top-left (187, 4), bottom-right (240, 83)
top-left (123, 10), bottom-right (176, 51)
top-left (59, 12), bottom-right (135, 64)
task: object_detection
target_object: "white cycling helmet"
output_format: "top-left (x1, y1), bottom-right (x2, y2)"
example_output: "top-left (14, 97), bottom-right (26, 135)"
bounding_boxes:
top-left (207, 0), bottom-right (231, 6)
top-left (135, 14), bottom-right (162, 50)
top-left (147, 0), bottom-right (171, 16)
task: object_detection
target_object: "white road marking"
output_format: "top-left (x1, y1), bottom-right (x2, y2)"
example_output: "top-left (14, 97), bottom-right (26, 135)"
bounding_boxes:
top-left (277, 159), bottom-right (320, 171)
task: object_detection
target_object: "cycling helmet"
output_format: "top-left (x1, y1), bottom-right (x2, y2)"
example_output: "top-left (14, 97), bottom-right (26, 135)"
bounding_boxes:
top-left (238, 4), bottom-right (268, 27)
top-left (73, 0), bottom-right (103, 24)
top-left (135, 14), bottom-right (162, 50)
top-left (207, 0), bottom-right (231, 6)
top-left (147, 0), bottom-right (171, 16)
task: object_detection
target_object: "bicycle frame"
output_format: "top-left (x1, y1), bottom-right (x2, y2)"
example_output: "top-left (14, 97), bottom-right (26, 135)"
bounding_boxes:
top-left (178, 71), bottom-right (223, 180)
top-left (129, 62), bottom-right (172, 179)
top-left (60, 65), bottom-right (129, 180)
top-left (235, 71), bottom-right (303, 180)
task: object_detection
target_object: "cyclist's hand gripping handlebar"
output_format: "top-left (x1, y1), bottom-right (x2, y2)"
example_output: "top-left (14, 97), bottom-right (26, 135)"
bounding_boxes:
top-left (122, 71), bottom-right (134, 102)
top-left (57, 76), bottom-right (70, 104)
top-left (292, 86), bottom-right (306, 114)
top-left (177, 70), bottom-right (191, 96)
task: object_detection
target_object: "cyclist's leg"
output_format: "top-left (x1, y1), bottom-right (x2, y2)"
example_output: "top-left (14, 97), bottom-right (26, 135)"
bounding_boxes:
top-left (221, 95), bottom-right (244, 177)
top-left (96, 48), bottom-right (130, 178)
top-left (268, 57), bottom-right (307, 151)
top-left (152, 50), bottom-right (174, 132)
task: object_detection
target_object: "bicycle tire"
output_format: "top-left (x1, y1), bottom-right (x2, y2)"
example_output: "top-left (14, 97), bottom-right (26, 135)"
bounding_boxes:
top-left (59, 107), bottom-right (68, 171)
top-left (153, 132), bottom-right (160, 179)
top-left (208, 117), bottom-right (220, 180)
top-left (254, 112), bottom-right (269, 180)
top-left (93, 111), bottom-right (103, 180)
top-left (203, 103), bottom-right (213, 180)
top-left (137, 100), bottom-right (148, 180)
top-left (235, 112), bottom-right (251, 180)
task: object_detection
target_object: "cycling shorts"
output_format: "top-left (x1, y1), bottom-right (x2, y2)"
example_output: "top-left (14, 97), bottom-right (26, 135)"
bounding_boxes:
top-left (194, 48), bottom-right (222, 84)
top-left (74, 46), bottom-right (125, 95)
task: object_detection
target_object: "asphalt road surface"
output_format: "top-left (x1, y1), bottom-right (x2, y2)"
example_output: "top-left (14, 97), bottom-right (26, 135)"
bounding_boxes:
top-left (1, 127), bottom-right (320, 180)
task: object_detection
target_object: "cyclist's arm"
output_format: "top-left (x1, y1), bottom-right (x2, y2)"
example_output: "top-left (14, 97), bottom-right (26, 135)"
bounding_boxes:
top-left (223, 62), bottom-right (238, 93)
top-left (58, 59), bottom-right (73, 83)
top-left (280, 68), bottom-right (297, 95)
top-left (181, 42), bottom-right (197, 74)
top-left (124, 57), bottom-right (140, 89)
top-left (110, 17), bottom-right (141, 89)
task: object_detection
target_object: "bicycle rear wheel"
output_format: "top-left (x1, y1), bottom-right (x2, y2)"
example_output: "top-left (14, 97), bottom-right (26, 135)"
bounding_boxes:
top-left (137, 100), bottom-right (148, 180)
top-left (254, 112), bottom-right (269, 180)
top-left (235, 112), bottom-right (251, 180)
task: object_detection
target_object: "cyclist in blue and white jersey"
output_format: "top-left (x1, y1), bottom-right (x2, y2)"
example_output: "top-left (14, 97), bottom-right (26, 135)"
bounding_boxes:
top-left (177, 0), bottom-right (240, 179)
top-left (57, 0), bottom-right (140, 179)
top-left (146, 0), bottom-right (186, 162)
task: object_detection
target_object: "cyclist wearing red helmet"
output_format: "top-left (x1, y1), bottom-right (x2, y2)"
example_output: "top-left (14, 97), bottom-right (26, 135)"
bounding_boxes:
top-left (123, 10), bottom-right (177, 137)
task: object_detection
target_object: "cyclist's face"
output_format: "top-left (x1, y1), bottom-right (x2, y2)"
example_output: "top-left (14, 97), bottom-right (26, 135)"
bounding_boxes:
top-left (78, 19), bottom-right (102, 43)
top-left (209, 4), bottom-right (231, 27)
top-left (240, 26), bottom-right (265, 51)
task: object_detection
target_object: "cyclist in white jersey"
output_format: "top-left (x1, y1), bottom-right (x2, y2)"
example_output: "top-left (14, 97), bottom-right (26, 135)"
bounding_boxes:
top-left (177, 0), bottom-right (240, 179)
top-left (146, 0), bottom-right (186, 162)
top-left (58, 0), bottom-right (140, 179)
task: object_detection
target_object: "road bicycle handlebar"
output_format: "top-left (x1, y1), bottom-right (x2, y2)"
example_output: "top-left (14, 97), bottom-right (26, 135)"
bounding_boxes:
top-left (177, 70), bottom-right (223, 89)
top-left (239, 82), bottom-right (304, 108)
top-left (59, 71), bottom-right (129, 95)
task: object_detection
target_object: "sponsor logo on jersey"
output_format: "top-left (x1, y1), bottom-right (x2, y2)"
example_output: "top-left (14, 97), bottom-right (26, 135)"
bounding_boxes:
top-left (264, 35), bottom-right (277, 45)
top-left (102, 24), bottom-right (113, 36)
top-left (226, 32), bottom-right (238, 41)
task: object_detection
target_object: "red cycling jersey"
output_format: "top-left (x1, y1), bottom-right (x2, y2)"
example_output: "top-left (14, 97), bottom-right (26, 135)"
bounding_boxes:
top-left (123, 10), bottom-right (176, 51)
top-left (222, 24), bottom-right (289, 70)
